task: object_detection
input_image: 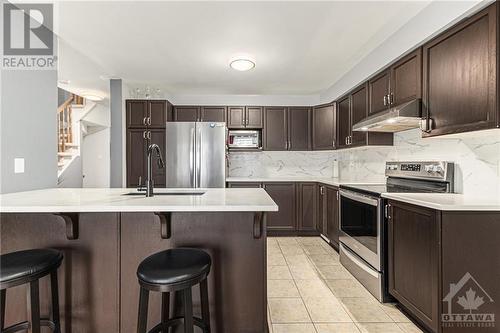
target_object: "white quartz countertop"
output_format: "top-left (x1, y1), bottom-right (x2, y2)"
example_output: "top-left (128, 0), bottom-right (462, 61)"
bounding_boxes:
top-left (226, 177), bottom-right (342, 187)
top-left (382, 193), bottom-right (500, 211)
top-left (0, 188), bottom-right (278, 213)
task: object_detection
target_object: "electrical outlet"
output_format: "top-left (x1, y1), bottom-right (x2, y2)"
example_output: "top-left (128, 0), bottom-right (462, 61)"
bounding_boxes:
top-left (14, 158), bottom-right (24, 174)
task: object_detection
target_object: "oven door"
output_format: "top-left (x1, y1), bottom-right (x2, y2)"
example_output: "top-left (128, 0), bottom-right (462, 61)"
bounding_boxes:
top-left (339, 189), bottom-right (381, 270)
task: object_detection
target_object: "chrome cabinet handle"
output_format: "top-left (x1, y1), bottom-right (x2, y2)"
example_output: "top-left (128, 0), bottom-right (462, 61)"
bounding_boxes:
top-left (143, 130), bottom-right (147, 139)
top-left (147, 117), bottom-right (151, 125)
top-left (390, 93), bottom-right (394, 105)
top-left (332, 139), bottom-right (335, 148)
top-left (143, 117), bottom-right (147, 126)
top-left (320, 186), bottom-right (324, 195)
top-left (383, 95), bottom-right (387, 106)
top-left (147, 131), bottom-right (151, 140)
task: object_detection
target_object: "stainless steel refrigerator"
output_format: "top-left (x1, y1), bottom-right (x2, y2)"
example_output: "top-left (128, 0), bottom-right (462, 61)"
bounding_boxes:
top-left (165, 122), bottom-right (226, 188)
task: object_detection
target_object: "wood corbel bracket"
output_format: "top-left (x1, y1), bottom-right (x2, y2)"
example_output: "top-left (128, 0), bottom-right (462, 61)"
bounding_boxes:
top-left (253, 212), bottom-right (265, 239)
top-left (154, 212), bottom-right (172, 239)
top-left (54, 213), bottom-right (79, 240)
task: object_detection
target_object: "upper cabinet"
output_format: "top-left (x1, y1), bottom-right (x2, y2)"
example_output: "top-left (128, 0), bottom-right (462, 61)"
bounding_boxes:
top-left (369, 48), bottom-right (422, 116)
top-left (422, 4), bottom-right (498, 137)
top-left (312, 104), bottom-right (336, 150)
top-left (263, 107), bottom-right (311, 151)
top-left (173, 106), bottom-right (226, 122)
top-left (337, 84), bottom-right (393, 149)
top-left (228, 106), bottom-right (263, 129)
top-left (368, 70), bottom-right (391, 115)
top-left (126, 100), bottom-right (171, 128)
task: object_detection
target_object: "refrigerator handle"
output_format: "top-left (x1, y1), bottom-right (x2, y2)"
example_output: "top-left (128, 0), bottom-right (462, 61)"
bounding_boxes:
top-left (190, 126), bottom-right (196, 188)
top-left (196, 125), bottom-right (202, 187)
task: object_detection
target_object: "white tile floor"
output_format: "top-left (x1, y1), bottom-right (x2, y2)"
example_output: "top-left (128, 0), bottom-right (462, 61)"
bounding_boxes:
top-left (267, 237), bottom-right (424, 333)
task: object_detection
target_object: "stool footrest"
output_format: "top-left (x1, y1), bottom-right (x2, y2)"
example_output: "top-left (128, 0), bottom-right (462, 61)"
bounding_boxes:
top-left (2, 318), bottom-right (57, 333)
top-left (148, 316), bottom-right (208, 333)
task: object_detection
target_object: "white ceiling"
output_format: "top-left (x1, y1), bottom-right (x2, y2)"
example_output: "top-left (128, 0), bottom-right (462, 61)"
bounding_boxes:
top-left (56, 1), bottom-right (431, 98)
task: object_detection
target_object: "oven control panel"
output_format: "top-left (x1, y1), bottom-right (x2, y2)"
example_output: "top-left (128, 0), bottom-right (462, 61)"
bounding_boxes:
top-left (385, 161), bottom-right (453, 181)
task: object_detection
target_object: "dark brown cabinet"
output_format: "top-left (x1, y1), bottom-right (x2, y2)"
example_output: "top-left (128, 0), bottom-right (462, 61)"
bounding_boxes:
top-left (126, 100), bottom-right (169, 188)
top-left (297, 183), bottom-right (318, 232)
top-left (201, 106), bottom-right (227, 122)
top-left (336, 95), bottom-right (351, 149)
top-left (369, 49), bottom-right (422, 115)
top-left (263, 107), bottom-right (311, 151)
top-left (337, 85), bottom-right (393, 149)
top-left (126, 100), bottom-right (171, 127)
top-left (228, 106), bottom-right (263, 129)
top-left (312, 103), bottom-right (336, 150)
top-left (325, 186), bottom-right (339, 248)
top-left (318, 185), bottom-right (339, 248)
top-left (369, 70), bottom-right (391, 115)
top-left (263, 182), bottom-right (297, 233)
top-left (388, 201), bottom-right (440, 333)
top-left (173, 106), bottom-right (226, 122)
top-left (288, 107), bottom-right (311, 150)
top-left (263, 107), bottom-right (288, 150)
top-left (173, 106), bottom-right (200, 122)
top-left (422, 4), bottom-right (498, 137)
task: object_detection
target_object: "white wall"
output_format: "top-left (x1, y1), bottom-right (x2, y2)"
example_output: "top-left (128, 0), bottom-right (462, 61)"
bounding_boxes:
top-left (82, 128), bottom-right (110, 187)
top-left (320, 0), bottom-right (490, 103)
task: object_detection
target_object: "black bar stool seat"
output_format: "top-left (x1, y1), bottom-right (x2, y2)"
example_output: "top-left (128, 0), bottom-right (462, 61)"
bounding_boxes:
top-left (136, 248), bottom-right (211, 333)
top-left (0, 249), bottom-right (63, 333)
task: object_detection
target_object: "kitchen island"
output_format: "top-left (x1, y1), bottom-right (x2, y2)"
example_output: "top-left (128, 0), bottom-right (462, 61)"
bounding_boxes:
top-left (0, 188), bottom-right (278, 333)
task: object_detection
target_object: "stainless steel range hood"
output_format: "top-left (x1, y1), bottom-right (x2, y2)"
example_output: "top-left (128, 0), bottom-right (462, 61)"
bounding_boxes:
top-left (352, 99), bottom-right (422, 133)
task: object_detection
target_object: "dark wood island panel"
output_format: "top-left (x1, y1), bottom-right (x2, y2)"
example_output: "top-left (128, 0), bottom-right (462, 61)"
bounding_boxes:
top-left (0, 212), bottom-right (268, 333)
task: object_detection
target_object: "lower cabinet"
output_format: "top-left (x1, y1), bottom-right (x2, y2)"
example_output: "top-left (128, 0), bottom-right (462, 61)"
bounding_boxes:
top-left (227, 181), bottom-right (338, 238)
top-left (262, 182), bottom-right (297, 234)
top-left (297, 182), bottom-right (318, 233)
top-left (318, 185), bottom-right (339, 248)
top-left (388, 200), bottom-right (440, 333)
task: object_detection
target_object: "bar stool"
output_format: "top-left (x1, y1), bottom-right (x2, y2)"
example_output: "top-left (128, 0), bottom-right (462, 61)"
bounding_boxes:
top-left (0, 249), bottom-right (63, 333)
top-left (136, 248), bottom-right (211, 333)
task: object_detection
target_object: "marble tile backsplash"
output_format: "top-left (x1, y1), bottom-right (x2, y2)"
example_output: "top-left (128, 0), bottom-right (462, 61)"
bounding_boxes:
top-left (227, 129), bottom-right (500, 197)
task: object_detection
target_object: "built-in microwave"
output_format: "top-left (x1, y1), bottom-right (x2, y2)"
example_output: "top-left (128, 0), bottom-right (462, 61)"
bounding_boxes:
top-left (227, 130), bottom-right (261, 150)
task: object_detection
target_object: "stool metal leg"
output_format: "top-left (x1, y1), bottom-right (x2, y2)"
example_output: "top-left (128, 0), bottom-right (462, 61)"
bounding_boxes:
top-left (0, 289), bottom-right (5, 330)
top-left (200, 279), bottom-right (210, 333)
top-left (161, 292), bottom-right (169, 333)
top-left (182, 288), bottom-right (193, 333)
top-left (137, 287), bottom-right (149, 333)
top-left (27, 280), bottom-right (41, 333)
top-left (50, 271), bottom-right (61, 333)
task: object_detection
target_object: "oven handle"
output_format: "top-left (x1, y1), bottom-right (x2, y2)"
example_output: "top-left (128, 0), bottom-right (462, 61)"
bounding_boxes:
top-left (339, 189), bottom-right (379, 207)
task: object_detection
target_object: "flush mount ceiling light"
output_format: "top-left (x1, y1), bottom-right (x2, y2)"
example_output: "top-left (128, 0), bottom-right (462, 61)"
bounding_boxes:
top-left (82, 93), bottom-right (104, 102)
top-left (229, 55), bottom-right (255, 71)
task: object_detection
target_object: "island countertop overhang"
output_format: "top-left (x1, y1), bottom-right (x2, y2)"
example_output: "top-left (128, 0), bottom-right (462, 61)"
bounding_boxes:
top-left (0, 188), bottom-right (279, 213)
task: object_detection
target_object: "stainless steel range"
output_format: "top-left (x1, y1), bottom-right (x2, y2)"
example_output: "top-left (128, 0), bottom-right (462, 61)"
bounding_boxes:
top-left (338, 161), bottom-right (454, 302)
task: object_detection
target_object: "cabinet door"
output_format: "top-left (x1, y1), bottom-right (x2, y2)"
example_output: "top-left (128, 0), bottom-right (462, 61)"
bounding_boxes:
top-left (422, 5), bottom-right (498, 137)
top-left (297, 183), bottom-right (318, 232)
top-left (126, 129), bottom-right (147, 188)
top-left (201, 106), bottom-right (226, 122)
top-left (126, 100), bottom-right (148, 127)
top-left (263, 183), bottom-right (296, 232)
top-left (350, 84), bottom-right (368, 147)
top-left (227, 182), bottom-right (261, 188)
top-left (227, 106), bottom-right (245, 128)
top-left (388, 201), bottom-right (439, 333)
top-left (174, 106), bottom-right (200, 121)
top-left (148, 129), bottom-right (166, 187)
top-left (312, 104), bottom-right (335, 150)
top-left (288, 107), bottom-right (311, 151)
top-left (246, 107), bottom-right (263, 128)
top-left (325, 186), bottom-right (339, 248)
top-left (263, 107), bottom-right (287, 151)
top-left (337, 96), bottom-right (351, 149)
top-left (368, 70), bottom-right (390, 115)
top-left (391, 49), bottom-right (422, 106)
top-left (148, 101), bottom-right (167, 128)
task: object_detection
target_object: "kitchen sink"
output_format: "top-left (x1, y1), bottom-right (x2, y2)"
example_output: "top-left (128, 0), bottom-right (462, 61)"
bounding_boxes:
top-left (124, 191), bottom-right (206, 196)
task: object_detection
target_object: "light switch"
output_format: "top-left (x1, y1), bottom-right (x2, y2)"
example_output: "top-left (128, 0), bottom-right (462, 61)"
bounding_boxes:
top-left (14, 158), bottom-right (25, 174)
